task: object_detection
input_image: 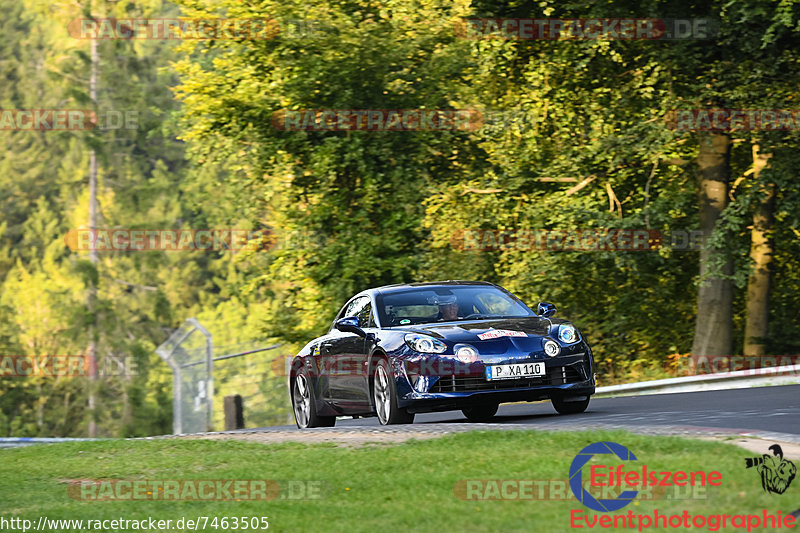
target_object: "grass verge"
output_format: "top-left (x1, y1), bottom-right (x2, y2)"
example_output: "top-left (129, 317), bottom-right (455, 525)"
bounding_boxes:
top-left (1, 430), bottom-right (798, 532)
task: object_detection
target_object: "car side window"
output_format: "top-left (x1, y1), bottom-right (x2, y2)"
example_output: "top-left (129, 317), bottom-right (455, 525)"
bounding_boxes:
top-left (334, 295), bottom-right (376, 329)
top-left (345, 296), bottom-right (368, 319)
top-left (339, 298), bottom-right (361, 318)
top-left (331, 298), bottom-right (358, 331)
top-left (343, 298), bottom-right (362, 318)
top-left (356, 301), bottom-right (376, 328)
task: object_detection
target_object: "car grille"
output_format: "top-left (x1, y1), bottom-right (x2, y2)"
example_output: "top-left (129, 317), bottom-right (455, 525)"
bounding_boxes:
top-left (428, 365), bottom-right (584, 393)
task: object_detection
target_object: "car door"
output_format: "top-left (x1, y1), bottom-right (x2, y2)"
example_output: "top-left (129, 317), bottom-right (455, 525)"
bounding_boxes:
top-left (327, 295), bottom-right (372, 409)
top-left (312, 299), bottom-right (356, 403)
top-left (348, 298), bottom-right (378, 406)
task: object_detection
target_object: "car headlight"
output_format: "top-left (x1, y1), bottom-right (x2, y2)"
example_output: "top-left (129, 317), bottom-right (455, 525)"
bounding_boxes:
top-left (558, 323), bottom-right (579, 344)
top-left (405, 333), bottom-right (447, 354)
top-left (454, 344), bottom-right (479, 363)
top-left (543, 340), bottom-right (560, 357)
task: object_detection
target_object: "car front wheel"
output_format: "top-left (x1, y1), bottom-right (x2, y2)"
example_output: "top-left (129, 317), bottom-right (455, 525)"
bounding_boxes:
top-left (292, 371), bottom-right (336, 429)
top-left (373, 358), bottom-right (414, 425)
top-left (552, 396), bottom-right (590, 415)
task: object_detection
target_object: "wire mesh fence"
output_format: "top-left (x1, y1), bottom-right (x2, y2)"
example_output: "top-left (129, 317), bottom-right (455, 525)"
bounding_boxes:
top-left (157, 319), bottom-right (292, 434)
top-left (211, 342), bottom-right (293, 429)
top-left (155, 319), bottom-right (213, 434)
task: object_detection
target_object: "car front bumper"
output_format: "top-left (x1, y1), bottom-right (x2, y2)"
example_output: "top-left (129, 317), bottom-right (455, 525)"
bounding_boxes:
top-left (400, 382), bottom-right (595, 414)
top-left (395, 351), bottom-right (596, 413)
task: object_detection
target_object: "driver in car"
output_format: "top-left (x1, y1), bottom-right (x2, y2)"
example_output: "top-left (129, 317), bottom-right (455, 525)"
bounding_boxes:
top-left (430, 294), bottom-right (459, 321)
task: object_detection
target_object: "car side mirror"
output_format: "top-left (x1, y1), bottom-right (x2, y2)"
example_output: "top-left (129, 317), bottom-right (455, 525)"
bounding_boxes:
top-left (537, 302), bottom-right (556, 318)
top-left (335, 316), bottom-right (366, 337)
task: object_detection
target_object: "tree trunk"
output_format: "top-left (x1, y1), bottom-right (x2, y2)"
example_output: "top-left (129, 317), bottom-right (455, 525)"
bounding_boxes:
top-left (691, 132), bottom-right (733, 357)
top-left (743, 145), bottom-right (774, 356)
top-left (87, 30), bottom-right (99, 438)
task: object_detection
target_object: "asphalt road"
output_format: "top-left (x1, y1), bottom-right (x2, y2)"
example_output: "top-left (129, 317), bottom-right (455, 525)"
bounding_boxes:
top-left (264, 385), bottom-right (800, 438)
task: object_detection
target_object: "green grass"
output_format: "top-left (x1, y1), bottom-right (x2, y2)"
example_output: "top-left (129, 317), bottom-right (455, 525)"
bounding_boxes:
top-left (1, 431), bottom-right (797, 532)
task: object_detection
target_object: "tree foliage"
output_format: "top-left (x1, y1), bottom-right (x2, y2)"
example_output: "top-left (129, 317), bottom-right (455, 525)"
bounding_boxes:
top-left (2, 0), bottom-right (800, 435)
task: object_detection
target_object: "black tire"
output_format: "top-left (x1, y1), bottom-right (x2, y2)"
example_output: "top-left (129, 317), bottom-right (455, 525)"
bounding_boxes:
top-left (373, 358), bottom-right (415, 425)
top-left (462, 403), bottom-right (499, 422)
top-left (292, 371), bottom-right (336, 429)
top-left (552, 396), bottom-right (590, 415)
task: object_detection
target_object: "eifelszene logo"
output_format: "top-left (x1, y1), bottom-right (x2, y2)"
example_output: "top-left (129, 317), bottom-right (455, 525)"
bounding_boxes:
top-left (569, 441), bottom-right (722, 512)
top-left (570, 442), bottom-right (640, 512)
top-left (745, 444), bottom-right (797, 495)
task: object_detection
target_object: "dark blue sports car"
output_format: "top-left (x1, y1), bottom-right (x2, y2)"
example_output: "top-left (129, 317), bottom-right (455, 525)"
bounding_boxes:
top-left (289, 281), bottom-right (595, 428)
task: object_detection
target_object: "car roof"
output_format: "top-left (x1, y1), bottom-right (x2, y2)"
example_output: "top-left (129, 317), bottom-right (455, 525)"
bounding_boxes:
top-left (369, 280), bottom-right (496, 296)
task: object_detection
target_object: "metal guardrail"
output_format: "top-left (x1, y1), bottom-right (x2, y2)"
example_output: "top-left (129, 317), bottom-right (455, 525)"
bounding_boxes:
top-left (595, 364), bottom-right (800, 397)
top-left (0, 437), bottom-right (103, 448)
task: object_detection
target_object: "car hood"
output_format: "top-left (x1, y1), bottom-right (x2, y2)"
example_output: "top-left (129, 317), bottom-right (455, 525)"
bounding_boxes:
top-left (406, 317), bottom-right (563, 354)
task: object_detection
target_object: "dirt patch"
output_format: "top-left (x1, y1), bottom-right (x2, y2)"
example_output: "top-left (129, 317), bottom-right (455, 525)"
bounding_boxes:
top-left (699, 436), bottom-right (800, 460)
top-left (184, 430), bottom-right (447, 448)
top-left (171, 423), bottom-right (800, 453)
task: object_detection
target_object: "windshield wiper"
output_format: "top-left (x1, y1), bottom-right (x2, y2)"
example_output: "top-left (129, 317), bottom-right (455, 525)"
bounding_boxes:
top-left (461, 313), bottom-right (502, 320)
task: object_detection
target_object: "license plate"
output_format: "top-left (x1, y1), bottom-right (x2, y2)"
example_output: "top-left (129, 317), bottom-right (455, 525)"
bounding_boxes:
top-left (486, 362), bottom-right (545, 380)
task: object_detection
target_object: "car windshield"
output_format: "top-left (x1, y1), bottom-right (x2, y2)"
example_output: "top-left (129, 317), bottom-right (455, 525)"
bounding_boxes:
top-left (377, 285), bottom-right (535, 326)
